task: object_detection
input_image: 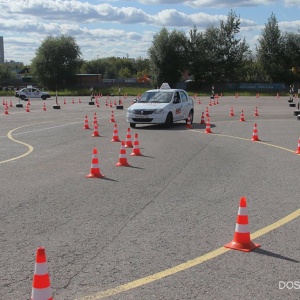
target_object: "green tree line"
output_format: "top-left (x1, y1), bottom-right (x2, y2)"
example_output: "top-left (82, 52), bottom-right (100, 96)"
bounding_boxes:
top-left (1, 11), bottom-right (300, 89)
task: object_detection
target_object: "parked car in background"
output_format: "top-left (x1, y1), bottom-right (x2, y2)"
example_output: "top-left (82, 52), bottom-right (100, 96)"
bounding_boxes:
top-left (126, 83), bottom-right (194, 128)
top-left (15, 85), bottom-right (51, 100)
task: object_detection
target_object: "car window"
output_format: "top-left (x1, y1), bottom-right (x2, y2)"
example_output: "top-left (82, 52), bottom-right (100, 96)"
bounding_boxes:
top-left (138, 91), bottom-right (172, 103)
top-left (180, 91), bottom-right (188, 102)
top-left (173, 92), bottom-right (181, 104)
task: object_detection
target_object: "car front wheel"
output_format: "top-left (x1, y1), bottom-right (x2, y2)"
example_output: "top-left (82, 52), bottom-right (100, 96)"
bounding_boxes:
top-left (164, 113), bottom-right (173, 128)
top-left (186, 110), bottom-right (194, 124)
top-left (41, 95), bottom-right (47, 100)
top-left (20, 95), bottom-right (26, 100)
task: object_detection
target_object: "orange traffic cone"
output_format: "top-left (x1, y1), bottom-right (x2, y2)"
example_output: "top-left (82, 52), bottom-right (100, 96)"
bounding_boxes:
top-left (205, 107), bottom-right (210, 117)
top-left (10, 100), bottom-right (13, 107)
top-left (86, 148), bottom-right (104, 178)
top-left (110, 111), bottom-right (116, 122)
top-left (78, 98), bottom-right (81, 103)
top-left (125, 128), bottom-right (133, 148)
top-left (26, 104), bottom-right (30, 112)
top-left (116, 141), bottom-right (130, 167)
top-left (205, 118), bottom-right (212, 134)
top-left (4, 105), bottom-right (9, 115)
top-left (251, 123), bottom-right (260, 141)
top-left (276, 93), bottom-right (279, 99)
top-left (42, 103), bottom-right (46, 111)
top-left (295, 137), bottom-right (300, 154)
top-left (186, 115), bottom-right (192, 129)
top-left (254, 106), bottom-right (259, 117)
top-left (96, 99), bottom-right (100, 107)
top-left (198, 98), bottom-right (201, 104)
top-left (229, 107), bottom-right (234, 117)
top-left (92, 123), bottom-right (100, 137)
top-left (239, 110), bottom-right (245, 122)
top-left (83, 115), bottom-right (90, 129)
top-left (72, 98), bottom-right (74, 104)
top-left (93, 112), bottom-right (98, 125)
top-left (28, 99), bottom-right (31, 105)
top-left (200, 112), bottom-right (205, 124)
top-left (131, 133), bottom-right (143, 156)
top-left (111, 123), bottom-right (121, 142)
top-left (31, 247), bottom-right (53, 300)
top-left (224, 196), bottom-right (260, 252)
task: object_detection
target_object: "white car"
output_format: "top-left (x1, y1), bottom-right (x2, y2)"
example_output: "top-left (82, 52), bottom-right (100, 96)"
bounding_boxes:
top-left (126, 83), bottom-right (194, 128)
top-left (15, 86), bottom-right (51, 100)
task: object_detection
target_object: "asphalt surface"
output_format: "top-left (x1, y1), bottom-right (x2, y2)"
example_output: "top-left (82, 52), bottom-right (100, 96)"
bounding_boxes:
top-left (0, 94), bottom-right (299, 300)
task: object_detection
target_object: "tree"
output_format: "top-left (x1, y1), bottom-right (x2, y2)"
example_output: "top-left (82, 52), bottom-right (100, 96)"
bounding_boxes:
top-left (256, 13), bottom-right (285, 82)
top-left (0, 63), bottom-right (14, 80)
top-left (148, 28), bottom-right (188, 88)
top-left (188, 11), bottom-right (250, 84)
top-left (31, 35), bottom-right (82, 89)
top-left (217, 10), bottom-right (250, 82)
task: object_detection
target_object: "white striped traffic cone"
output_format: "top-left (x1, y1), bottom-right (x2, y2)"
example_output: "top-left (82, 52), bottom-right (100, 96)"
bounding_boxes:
top-left (224, 197), bottom-right (260, 252)
top-left (125, 128), bottom-right (133, 148)
top-left (92, 123), bottom-right (100, 137)
top-left (83, 115), bottom-right (90, 129)
top-left (86, 148), bottom-right (104, 178)
top-left (239, 110), bottom-right (245, 122)
top-left (295, 137), bottom-right (300, 154)
top-left (111, 124), bottom-right (121, 142)
top-left (205, 118), bottom-right (212, 134)
top-left (130, 133), bottom-right (143, 156)
top-left (31, 247), bottom-right (53, 300)
top-left (186, 115), bottom-right (192, 129)
top-left (200, 112), bottom-right (205, 124)
top-left (251, 123), bottom-right (260, 141)
top-left (116, 141), bottom-right (130, 167)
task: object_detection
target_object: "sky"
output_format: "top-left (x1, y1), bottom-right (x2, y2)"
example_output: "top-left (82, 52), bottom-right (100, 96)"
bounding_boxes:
top-left (0, 0), bottom-right (300, 65)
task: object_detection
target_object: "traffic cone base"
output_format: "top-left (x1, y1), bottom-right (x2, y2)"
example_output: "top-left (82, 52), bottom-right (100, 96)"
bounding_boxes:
top-left (224, 238), bottom-right (260, 252)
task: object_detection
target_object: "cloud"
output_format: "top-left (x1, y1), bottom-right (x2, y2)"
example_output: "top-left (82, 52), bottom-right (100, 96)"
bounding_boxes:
top-left (136, 0), bottom-right (274, 8)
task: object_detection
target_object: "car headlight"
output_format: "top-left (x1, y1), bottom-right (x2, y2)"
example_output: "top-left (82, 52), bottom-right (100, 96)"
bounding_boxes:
top-left (127, 107), bottom-right (133, 113)
top-left (154, 108), bottom-right (164, 114)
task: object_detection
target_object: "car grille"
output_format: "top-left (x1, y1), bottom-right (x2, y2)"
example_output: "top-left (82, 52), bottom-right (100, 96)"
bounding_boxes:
top-left (133, 110), bottom-right (154, 115)
top-left (132, 118), bottom-right (153, 122)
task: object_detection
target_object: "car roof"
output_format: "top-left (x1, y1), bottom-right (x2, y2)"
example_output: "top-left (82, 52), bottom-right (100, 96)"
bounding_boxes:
top-left (145, 89), bottom-right (185, 93)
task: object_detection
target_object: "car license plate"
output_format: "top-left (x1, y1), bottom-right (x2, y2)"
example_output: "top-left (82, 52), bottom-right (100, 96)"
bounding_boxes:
top-left (136, 115), bottom-right (148, 119)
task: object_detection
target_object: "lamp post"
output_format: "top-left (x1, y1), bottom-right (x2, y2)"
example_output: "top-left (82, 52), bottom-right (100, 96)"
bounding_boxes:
top-left (96, 55), bottom-right (99, 82)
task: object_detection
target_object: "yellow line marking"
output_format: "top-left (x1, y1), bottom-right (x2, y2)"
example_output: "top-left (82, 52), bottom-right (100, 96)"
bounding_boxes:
top-left (0, 123), bottom-right (50, 164)
top-left (77, 208), bottom-right (300, 300)
top-left (190, 130), bottom-right (297, 153)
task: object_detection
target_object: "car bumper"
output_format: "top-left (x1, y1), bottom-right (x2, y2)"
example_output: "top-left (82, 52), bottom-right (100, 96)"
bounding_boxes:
top-left (126, 113), bottom-right (166, 124)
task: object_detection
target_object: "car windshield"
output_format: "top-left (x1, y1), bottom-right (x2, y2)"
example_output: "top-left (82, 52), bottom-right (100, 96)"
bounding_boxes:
top-left (137, 91), bottom-right (172, 103)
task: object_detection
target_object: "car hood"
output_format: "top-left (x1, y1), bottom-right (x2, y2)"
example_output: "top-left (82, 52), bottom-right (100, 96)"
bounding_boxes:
top-left (129, 102), bottom-right (169, 110)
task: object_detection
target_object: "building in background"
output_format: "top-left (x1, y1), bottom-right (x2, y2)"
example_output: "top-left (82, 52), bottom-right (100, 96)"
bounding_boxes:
top-left (0, 36), bottom-right (4, 63)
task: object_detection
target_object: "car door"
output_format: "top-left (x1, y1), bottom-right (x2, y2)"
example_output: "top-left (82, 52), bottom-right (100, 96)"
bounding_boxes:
top-left (172, 91), bottom-right (183, 121)
top-left (179, 90), bottom-right (191, 119)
